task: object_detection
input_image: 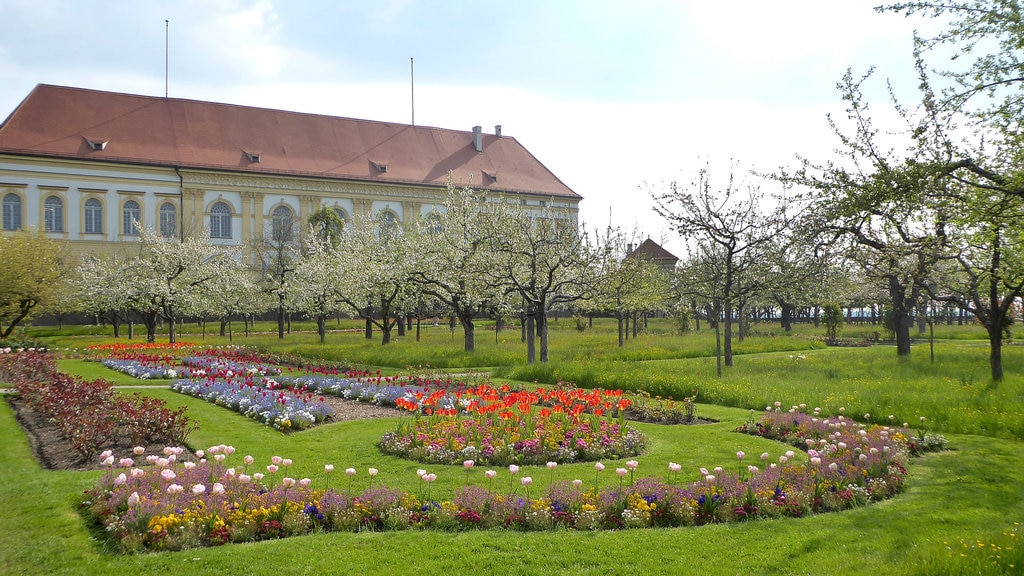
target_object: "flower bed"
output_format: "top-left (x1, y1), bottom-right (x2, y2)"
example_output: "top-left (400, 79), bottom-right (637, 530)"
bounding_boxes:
top-left (379, 413), bottom-right (646, 466)
top-left (736, 402), bottom-right (948, 456)
top-left (82, 420), bottom-right (912, 552)
top-left (170, 377), bottom-right (332, 431)
top-left (1, 351), bottom-right (196, 458)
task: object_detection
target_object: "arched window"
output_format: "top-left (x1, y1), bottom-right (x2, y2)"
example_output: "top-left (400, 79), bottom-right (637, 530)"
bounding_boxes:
top-left (84, 198), bottom-right (103, 233)
top-left (159, 202), bottom-right (177, 238)
top-left (377, 210), bottom-right (399, 242)
top-left (122, 200), bottom-right (141, 235)
top-left (44, 196), bottom-right (64, 232)
top-left (271, 205), bottom-right (294, 242)
top-left (210, 202), bottom-right (232, 239)
top-left (424, 211), bottom-right (443, 235)
top-left (2, 194), bottom-right (21, 231)
top-left (333, 207), bottom-right (349, 226)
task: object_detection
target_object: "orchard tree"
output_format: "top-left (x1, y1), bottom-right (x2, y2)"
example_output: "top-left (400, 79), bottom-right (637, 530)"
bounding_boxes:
top-left (588, 224), bottom-right (670, 347)
top-left (407, 181), bottom-right (502, 352)
top-left (337, 212), bottom-right (417, 345)
top-left (75, 254), bottom-right (134, 337)
top-left (673, 245), bottom-right (729, 376)
top-left (129, 227), bottom-right (235, 343)
top-left (0, 230), bottom-right (67, 338)
top-left (488, 203), bottom-right (596, 363)
top-left (779, 69), bottom-right (947, 356)
top-left (879, 0), bottom-right (1024, 124)
top-left (253, 207), bottom-right (301, 339)
top-left (291, 234), bottom-right (351, 343)
top-left (652, 162), bottom-right (786, 367)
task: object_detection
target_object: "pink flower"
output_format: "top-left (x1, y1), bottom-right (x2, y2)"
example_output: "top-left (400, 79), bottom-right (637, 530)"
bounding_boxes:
top-left (252, 473), bottom-right (265, 482)
top-left (282, 458), bottom-right (293, 467)
top-left (271, 456), bottom-right (283, 465)
top-left (214, 454), bottom-right (226, 462)
top-left (192, 484), bottom-right (206, 495)
top-left (99, 450), bottom-right (113, 460)
top-left (146, 455), bottom-right (159, 464)
top-left (101, 456), bottom-right (115, 467)
top-left (572, 479), bottom-right (583, 488)
top-left (244, 455), bottom-right (255, 465)
top-left (166, 484), bottom-right (183, 494)
top-left (668, 462), bottom-right (681, 473)
top-left (736, 451), bottom-right (745, 460)
top-left (521, 476), bottom-right (533, 486)
top-left (281, 477), bottom-right (296, 488)
top-left (464, 460), bottom-right (475, 469)
top-left (127, 492), bottom-right (140, 506)
top-left (747, 465), bottom-right (759, 474)
top-left (615, 468), bottom-right (628, 477)
top-left (239, 474), bottom-right (252, 484)
top-left (828, 462), bottom-right (838, 472)
top-left (195, 450), bottom-right (205, 459)
top-left (416, 469), bottom-right (427, 478)
top-left (130, 468), bottom-right (145, 478)
top-left (509, 464), bottom-right (519, 475)
top-left (368, 467), bottom-right (378, 476)
top-left (546, 461), bottom-right (558, 471)
top-left (267, 465), bottom-right (279, 474)
top-left (625, 460), bottom-right (638, 470)
top-left (161, 469), bottom-right (176, 481)
top-left (595, 462), bottom-right (605, 472)
top-left (325, 464), bottom-right (334, 473)
top-left (119, 458), bottom-right (134, 468)
top-left (700, 468), bottom-right (709, 475)
top-left (760, 452), bottom-right (769, 461)
top-left (114, 473), bottom-right (127, 486)
top-left (704, 474), bottom-right (715, 482)
top-left (211, 483), bottom-right (225, 495)
top-left (132, 446), bottom-right (146, 455)
top-left (345, 468), bottom-right (356, 476)
top-left (423, 473), bottom-right (436, 483)
top-left (811, 457), bottom-right (822, 466)
top-left (298, 478), bottom-right (312, 488)
top-left (484, 470), bottom-right (497, 479)
top-left (155, 458), bottom-right (170, 468)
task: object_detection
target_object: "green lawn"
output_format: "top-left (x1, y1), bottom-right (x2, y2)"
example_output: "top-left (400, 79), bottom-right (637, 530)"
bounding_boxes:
top-left (2, 322), bottom-right (1022, 575)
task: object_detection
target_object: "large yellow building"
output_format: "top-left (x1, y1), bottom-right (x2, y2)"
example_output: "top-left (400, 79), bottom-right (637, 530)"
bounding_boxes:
top-left (0, 85), bottom-right (580, 257)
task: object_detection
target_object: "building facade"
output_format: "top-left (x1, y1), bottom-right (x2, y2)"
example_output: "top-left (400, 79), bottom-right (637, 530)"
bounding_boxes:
top-left (0, 85), bottom-right (580, 259)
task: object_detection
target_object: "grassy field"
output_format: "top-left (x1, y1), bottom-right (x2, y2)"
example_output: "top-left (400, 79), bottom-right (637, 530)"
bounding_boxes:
top-left (2, 319), bottom-right (1021, 575)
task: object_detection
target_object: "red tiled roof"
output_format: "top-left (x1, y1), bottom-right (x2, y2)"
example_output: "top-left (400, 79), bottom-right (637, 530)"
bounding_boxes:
top-left (627, 238), bottom-right (678, 262)
top-left (0, 84), bottom-right (580, 199)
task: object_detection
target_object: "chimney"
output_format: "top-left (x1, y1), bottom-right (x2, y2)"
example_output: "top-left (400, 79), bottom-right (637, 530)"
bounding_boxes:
top-left (495, 125), bottom-right (502, 138)
top-left (472, 126), bottom-right (483, 152)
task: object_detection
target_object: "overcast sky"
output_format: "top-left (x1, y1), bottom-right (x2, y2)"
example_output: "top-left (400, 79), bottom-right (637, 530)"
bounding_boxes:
top-left (0, 1), bottom-right (944, 256)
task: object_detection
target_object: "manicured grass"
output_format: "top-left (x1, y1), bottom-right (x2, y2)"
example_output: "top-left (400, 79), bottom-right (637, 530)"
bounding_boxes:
top-left (3, 325), bottom-right (1021, 574)
top-left (2, 386), bottom-right (1021, 575)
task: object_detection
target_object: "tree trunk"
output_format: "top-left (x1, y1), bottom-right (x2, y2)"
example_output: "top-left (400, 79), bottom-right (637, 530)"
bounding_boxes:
top-left (168, 314), bottom-right (177, 344)
top-left (724, 300), bottom-right (734, 367)
top-left (538, 311), bottom-right (549, 363)
top-left (397, 315), bottom-right (406, 337)
top-left (617, 314), bottom-right (625, 347)
top-left (526, 308), bottom-right (536, 364)
top-left (460, 316), bottom-right (476, 352)
top-left (714, 320), bottom-right (722, 377)
top-left (277, 302), bottom-right (286, 339)
top-left (317, 315), bottom-right (326, 343)
top-left (780, 302), bottom-right (795, 332)
top-left (988, 322), bottom-right (1003, 381)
